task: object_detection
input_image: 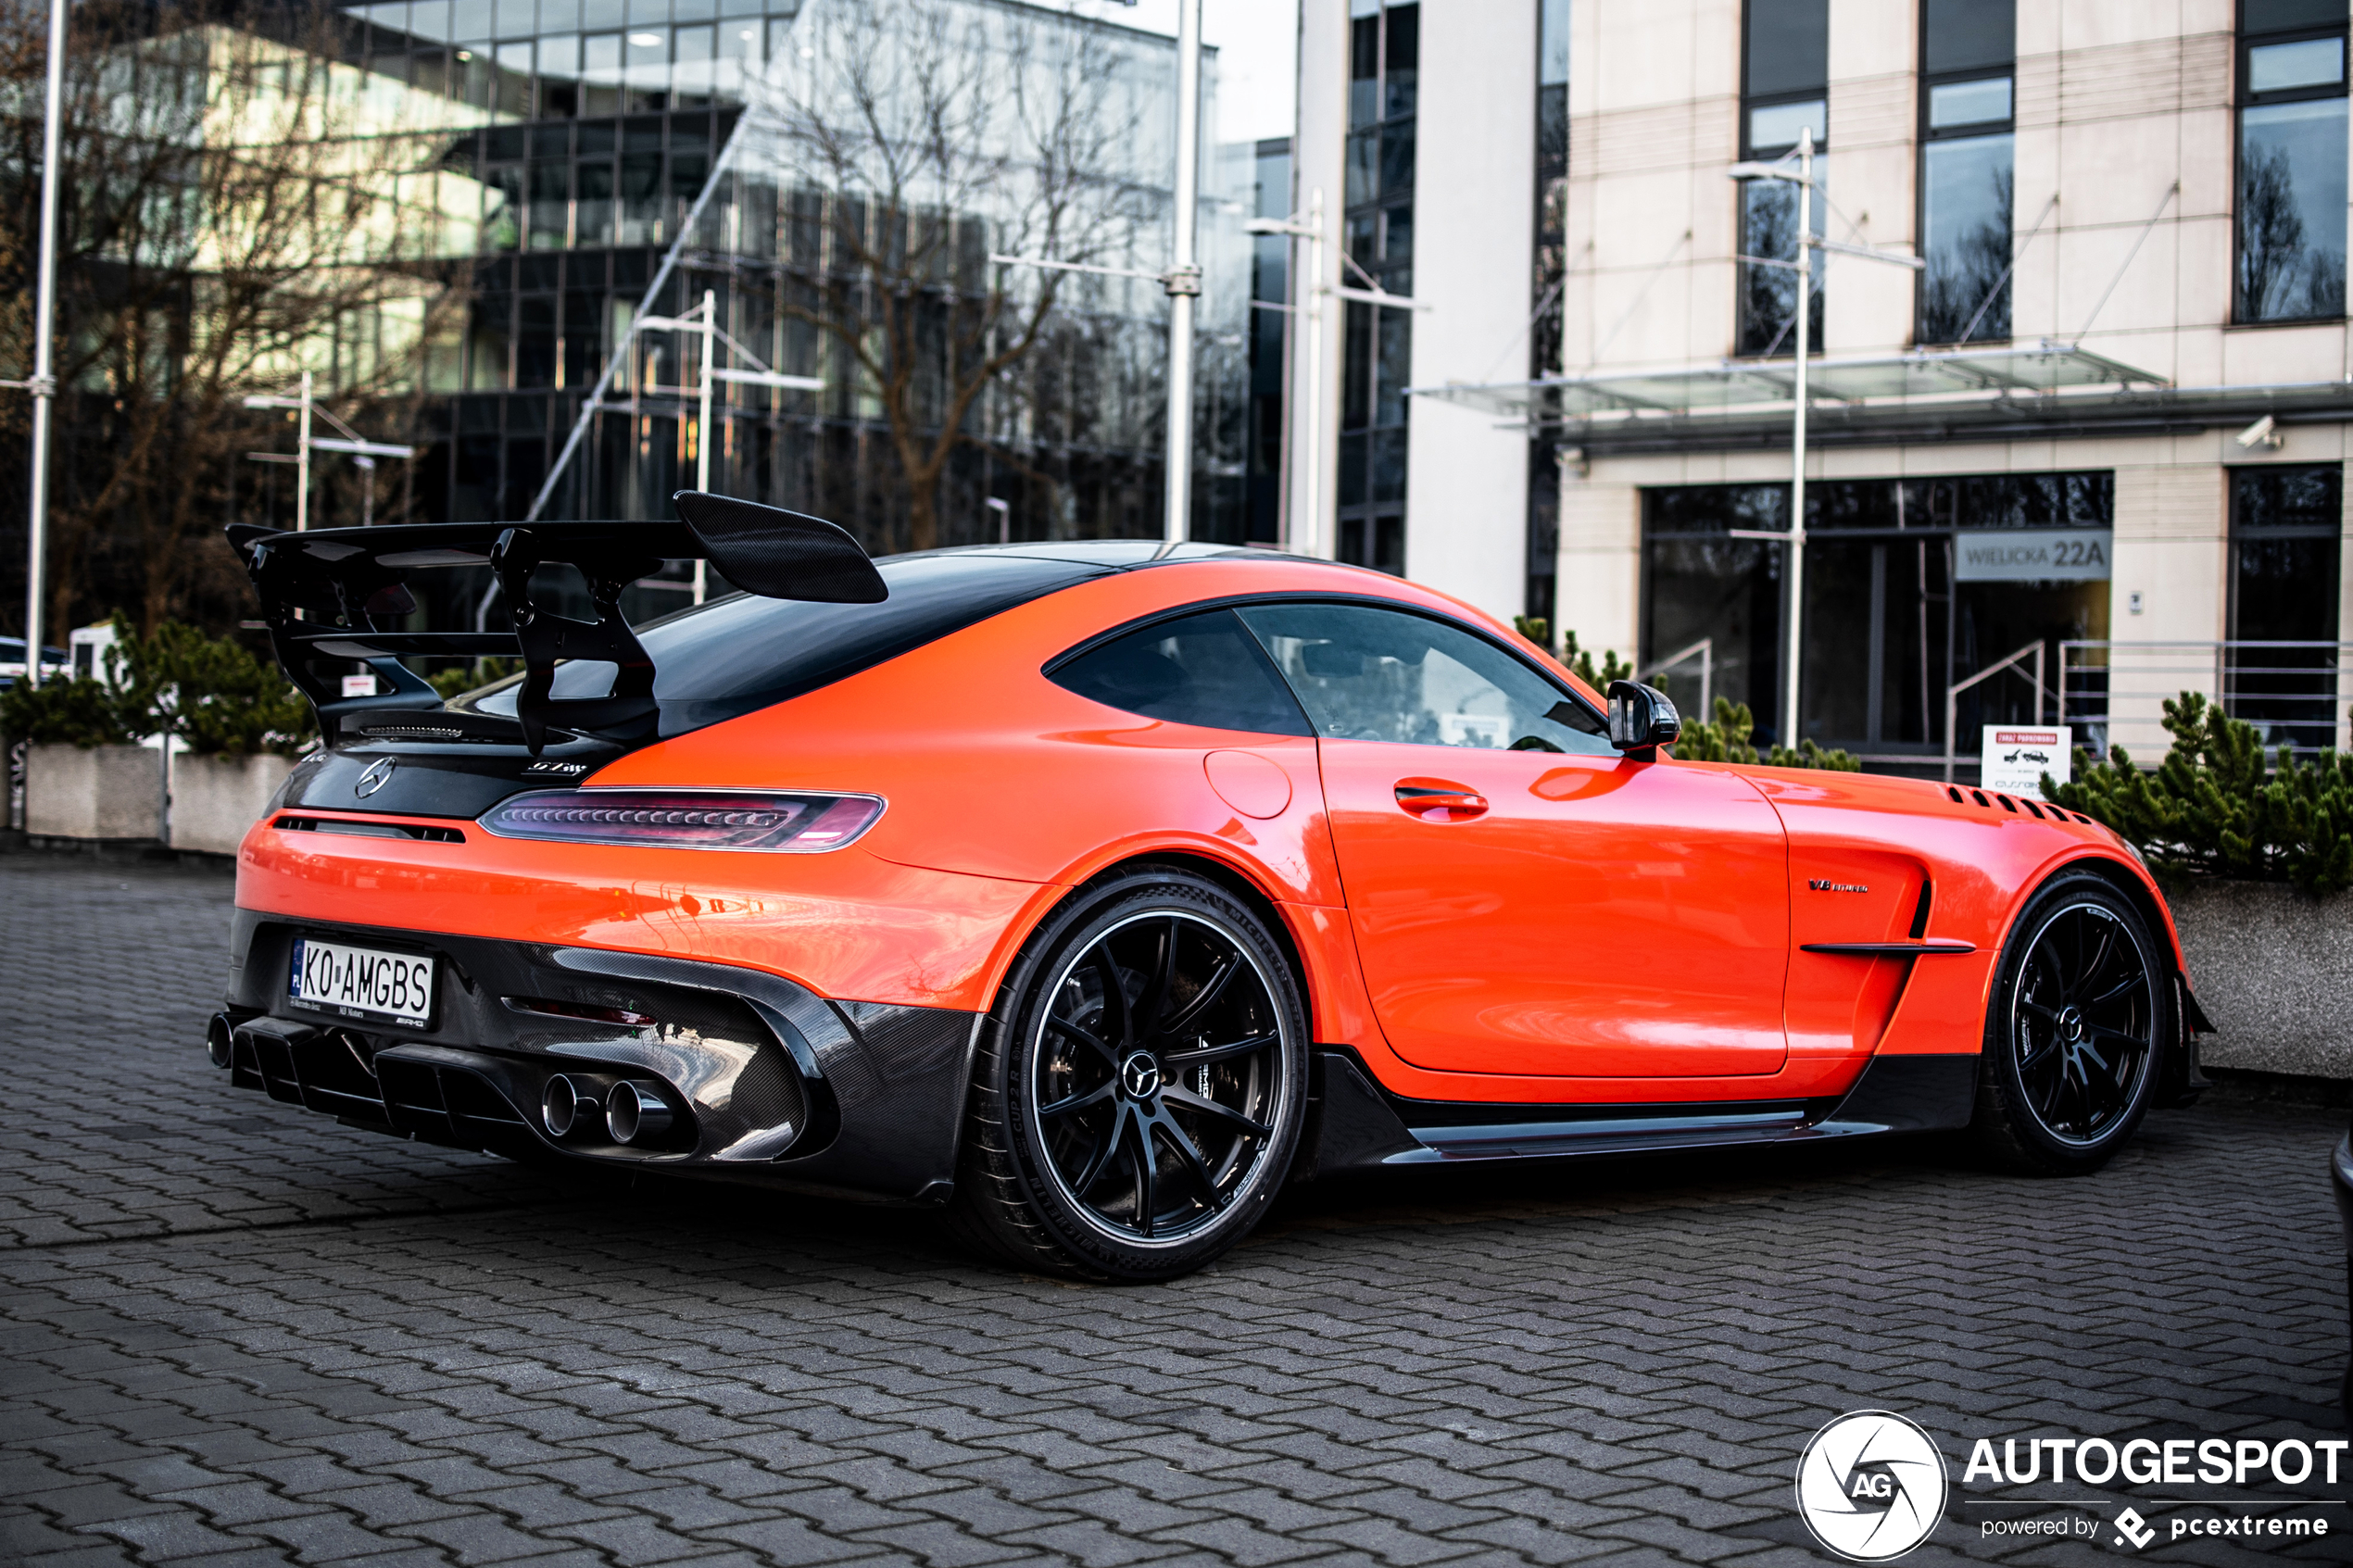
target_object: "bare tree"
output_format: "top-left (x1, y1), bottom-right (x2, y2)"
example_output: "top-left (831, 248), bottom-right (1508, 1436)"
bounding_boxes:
top-left (745, 0), bottom-right (1151, 553)
top-left (0, 0), bottom-right (464, 636)
top-left (2237, 144), bottom-right (2345, 322)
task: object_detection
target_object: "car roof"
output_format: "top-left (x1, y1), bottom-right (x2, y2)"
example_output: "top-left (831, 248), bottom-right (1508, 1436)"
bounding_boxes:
top-left (466, 542), bottom-right (1428, 744)
top-left (886, 540), bottom-right (1328, 570)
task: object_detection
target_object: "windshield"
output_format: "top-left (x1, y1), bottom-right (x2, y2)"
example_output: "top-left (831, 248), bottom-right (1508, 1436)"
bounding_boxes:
top-left (466, 551), bottom-right (1109, 737)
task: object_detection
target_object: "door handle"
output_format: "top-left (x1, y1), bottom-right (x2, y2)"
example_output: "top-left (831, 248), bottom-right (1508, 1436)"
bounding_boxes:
top-left (1395, 783), bottom-right (1489, 822)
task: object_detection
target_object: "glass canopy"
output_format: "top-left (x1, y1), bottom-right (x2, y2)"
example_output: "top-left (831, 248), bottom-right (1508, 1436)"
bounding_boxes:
top-left (1407, 341), bottom-right (2168, 424)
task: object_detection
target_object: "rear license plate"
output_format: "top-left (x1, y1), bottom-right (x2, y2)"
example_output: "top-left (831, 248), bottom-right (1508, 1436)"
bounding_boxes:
top-left (288, 936), bottom-right (435, 1028)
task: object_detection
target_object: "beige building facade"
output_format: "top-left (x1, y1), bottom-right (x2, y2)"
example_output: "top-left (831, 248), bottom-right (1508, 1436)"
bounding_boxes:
top-left (1294, 0), bottom-right (2353, 773)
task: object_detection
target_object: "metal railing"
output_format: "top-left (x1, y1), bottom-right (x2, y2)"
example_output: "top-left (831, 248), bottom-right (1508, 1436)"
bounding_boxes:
top-left (2059, 640), bottom-right (2353, 759)
top-left (1640, 637), bottom-right (1713, 719)
top-left (1944, 641), bottom-right (2051, 783)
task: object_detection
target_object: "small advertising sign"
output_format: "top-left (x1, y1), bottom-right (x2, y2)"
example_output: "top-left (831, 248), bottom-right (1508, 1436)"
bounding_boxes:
top-left (1954, 529), bottom-right (2112, 582)
top-left (1981, 724), bottom-right (2070, 798)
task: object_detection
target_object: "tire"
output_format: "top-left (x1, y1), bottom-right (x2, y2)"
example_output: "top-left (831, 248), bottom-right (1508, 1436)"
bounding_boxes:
top-left (1969, 873), bottom-right (2171, 1175)
top-left (948, 864), bottom-right (1308, 1282)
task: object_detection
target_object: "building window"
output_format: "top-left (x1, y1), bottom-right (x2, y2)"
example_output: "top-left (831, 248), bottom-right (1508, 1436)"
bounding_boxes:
top-left (1339, 0), bottom-right (1416, 574)
top-left (1736, 0), bottom-right (1826, 358)
top-left (1239, 137), bottom-right (1291, 546)
top-left (2236, 0), bottom-right (2348, 323)
top-left (1918, 0), bottom-right (2014, 344)
top-left (1642, 473), bottom-right (2112, 754)
top-left (2229, 464), bottom-right (2343, 749)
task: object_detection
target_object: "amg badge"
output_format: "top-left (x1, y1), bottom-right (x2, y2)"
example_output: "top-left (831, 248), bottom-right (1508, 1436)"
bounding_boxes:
top-left (523, 759), bottom-right (590, 775)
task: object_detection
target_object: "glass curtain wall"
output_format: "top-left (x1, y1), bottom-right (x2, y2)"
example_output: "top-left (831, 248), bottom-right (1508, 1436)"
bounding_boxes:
top-left (1337, 0), bottom-right (1416, 575)
top-left (327, 0), bottom-right (1236, 576)
top-left (1642, 474), bottom-right (2113, 759)
top-left (2236, 0), bottom-right (2348, 323)
top-left (1917, 0), bottom-right (2015, 344)
top-left (1736, 0), bottom-right (1826, 358)
top-left (1242, 138), bottom-right (1292, 546)
top-left (2229, 464), bottom-right (2344, 749)
top-left (1524, 0), bottom-right (1568, 631)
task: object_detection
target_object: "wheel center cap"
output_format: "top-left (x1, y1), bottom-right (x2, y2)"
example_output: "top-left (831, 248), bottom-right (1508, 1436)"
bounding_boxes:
top-left (1120, 1051), bottom-right (1162, 1099)
top-left (2057, 1006), bottom-right (2086, 1042)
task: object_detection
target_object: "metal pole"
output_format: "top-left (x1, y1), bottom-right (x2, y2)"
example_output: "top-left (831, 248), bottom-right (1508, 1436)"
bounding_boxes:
top-left (1302, 187), bottom-right (1324, 558)
top-left (693, 289), bottom-right (713, 604)
top-left (1781, 127), bottom-right (1812, 750)
top-left (21, 0), bottom-right (66, 685)
top-left (359, 456), bottom-right (375, 527)
top-left (1161, 0), bottom-right (1202, 545)
top-left (296, 369), bottom-right (314, 532)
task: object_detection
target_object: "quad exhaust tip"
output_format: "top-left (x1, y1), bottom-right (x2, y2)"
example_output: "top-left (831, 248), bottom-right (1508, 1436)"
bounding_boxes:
top-left (206, 1012), bottom-right (236, 1069)
top-left (541, 1073), bottom-right (603, 1139)
top-left (542, 1073), bottom-right (675, 1147)
top-left (606, 1081), bottom-right (673, 1146)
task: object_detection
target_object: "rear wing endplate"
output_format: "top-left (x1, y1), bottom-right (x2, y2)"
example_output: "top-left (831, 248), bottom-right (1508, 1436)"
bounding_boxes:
top-left (228, 491), bottom-right (884, 753)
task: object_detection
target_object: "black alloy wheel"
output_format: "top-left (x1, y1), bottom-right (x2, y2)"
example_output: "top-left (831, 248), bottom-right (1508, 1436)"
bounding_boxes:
top-left (1971, 874), bottom-right (2171, 1174)
top-left (950, 865), bottom-right (1306, 1281)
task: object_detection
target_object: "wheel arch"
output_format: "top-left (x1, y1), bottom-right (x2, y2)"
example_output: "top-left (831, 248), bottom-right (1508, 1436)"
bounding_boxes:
top-left (1999, 849), bottom-right (2208, 1107)
top-left (985, 847), bottom-right (1317, 1029)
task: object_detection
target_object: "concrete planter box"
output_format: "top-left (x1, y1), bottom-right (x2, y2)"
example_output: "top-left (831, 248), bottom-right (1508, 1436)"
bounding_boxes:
top-left (170, 751), bottom-right (295, 856)
top-left (2168, 878), bottom-right (2353, 1079)
top-left (26, 743), bottom-right (163, 842)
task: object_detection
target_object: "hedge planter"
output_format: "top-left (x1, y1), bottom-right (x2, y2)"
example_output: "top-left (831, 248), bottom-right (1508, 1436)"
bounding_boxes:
top-left (2167, 879), bottom-right (2353, 1080)
top-left (170, 751), bottom-right (295, 857)
top-left (26, 743), bottom-right (163, 843)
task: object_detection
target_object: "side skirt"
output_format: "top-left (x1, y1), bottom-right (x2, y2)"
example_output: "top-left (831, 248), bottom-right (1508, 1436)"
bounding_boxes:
top-left (1308, 1049), bottom-right (1980, 1177)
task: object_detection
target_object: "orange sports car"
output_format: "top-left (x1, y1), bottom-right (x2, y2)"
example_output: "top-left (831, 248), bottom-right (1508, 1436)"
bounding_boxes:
top-left (212, 493), bottom-right (2208, 1281)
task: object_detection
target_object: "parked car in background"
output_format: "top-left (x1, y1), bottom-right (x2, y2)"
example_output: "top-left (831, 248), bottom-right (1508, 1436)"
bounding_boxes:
top-left (0, 637), bottom-right (68, 689)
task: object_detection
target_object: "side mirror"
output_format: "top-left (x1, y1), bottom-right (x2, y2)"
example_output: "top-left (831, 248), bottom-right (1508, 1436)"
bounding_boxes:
top-left (1607, 680), bottom-right (1680, 759)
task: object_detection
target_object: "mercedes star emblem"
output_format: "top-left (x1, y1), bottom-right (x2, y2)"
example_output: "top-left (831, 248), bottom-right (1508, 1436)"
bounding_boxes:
top-left (354, 758), bottom-right (396, 799)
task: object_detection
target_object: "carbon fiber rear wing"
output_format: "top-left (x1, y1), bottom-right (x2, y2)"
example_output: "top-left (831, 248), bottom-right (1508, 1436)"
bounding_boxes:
top-left (229, 491), bottom-right (885, 753)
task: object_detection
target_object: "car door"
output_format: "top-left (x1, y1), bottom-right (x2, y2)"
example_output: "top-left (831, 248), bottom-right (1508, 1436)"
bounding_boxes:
top-left (1236, 601), bottom-right (1790, 1079)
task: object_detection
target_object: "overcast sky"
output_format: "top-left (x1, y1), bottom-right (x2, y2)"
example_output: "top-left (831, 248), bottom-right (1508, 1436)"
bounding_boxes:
top-left (1063, 0), bottom-right (1301, 147)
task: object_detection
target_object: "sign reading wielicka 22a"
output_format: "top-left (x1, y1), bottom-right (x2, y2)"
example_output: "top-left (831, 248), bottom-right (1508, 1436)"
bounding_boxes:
top-left (1954, 528), bottom-right (2112, 582)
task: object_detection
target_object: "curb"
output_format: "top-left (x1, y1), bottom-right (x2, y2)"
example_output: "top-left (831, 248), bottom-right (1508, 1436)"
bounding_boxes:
top-left (0, 831), bottom-right (235, 872)
top-left (2200, 1065), bottom-right (2353, 1110)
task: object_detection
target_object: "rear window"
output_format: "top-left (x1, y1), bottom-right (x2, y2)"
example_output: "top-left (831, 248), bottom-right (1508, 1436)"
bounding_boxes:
top-left (469, 552), bottom-right (1107, 736)
top-left (1051, 609), bottom-right (1313, 736)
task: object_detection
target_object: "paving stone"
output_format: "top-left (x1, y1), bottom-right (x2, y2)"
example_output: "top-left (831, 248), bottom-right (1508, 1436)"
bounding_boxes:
top-left (1, 856), bottom-right (2347, 1568)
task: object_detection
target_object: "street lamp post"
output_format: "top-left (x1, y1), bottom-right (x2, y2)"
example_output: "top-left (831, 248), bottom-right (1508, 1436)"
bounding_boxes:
top-left (1248, 191), bottom-right (1428, 560)
top-left (6, 0), bottom-right (67, 686)
top-left (243, 381), bottom-right (417, 531)
top-left (1162, 0), bottom-right (1202, 546)
top-left (1726, 127), bottom-right (1921, 748)
top-left (1787, 130), bottom-right (1812, 751)
top-left (631, 291), bottom-right (824, 601)
top-left (1246, 192), bottom-right (1325, 558)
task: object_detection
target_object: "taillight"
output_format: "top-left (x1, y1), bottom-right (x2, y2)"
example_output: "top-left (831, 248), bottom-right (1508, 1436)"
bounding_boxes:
top-left (478, 789), bottom-right (884, 852)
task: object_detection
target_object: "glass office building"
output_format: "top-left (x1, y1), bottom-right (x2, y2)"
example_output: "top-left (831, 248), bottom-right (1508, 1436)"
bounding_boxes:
top-left (306, 0), bottom-right (1257, 562)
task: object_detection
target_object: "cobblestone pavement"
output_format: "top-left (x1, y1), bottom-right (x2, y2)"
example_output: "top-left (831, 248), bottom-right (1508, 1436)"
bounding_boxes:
top-left (1, 854), bottom-right (2346, 1568)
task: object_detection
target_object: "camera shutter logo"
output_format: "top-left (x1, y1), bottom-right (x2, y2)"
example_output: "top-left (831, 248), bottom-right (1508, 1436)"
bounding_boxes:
top-left (1794, 1411), bottom-right (1948, 1561)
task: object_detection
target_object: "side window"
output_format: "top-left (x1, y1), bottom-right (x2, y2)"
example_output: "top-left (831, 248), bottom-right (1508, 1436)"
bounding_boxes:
top-left (1237, 602), bottom-right (1615, 754)
top-left (1050, 609), bottom-right (1314, 737)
